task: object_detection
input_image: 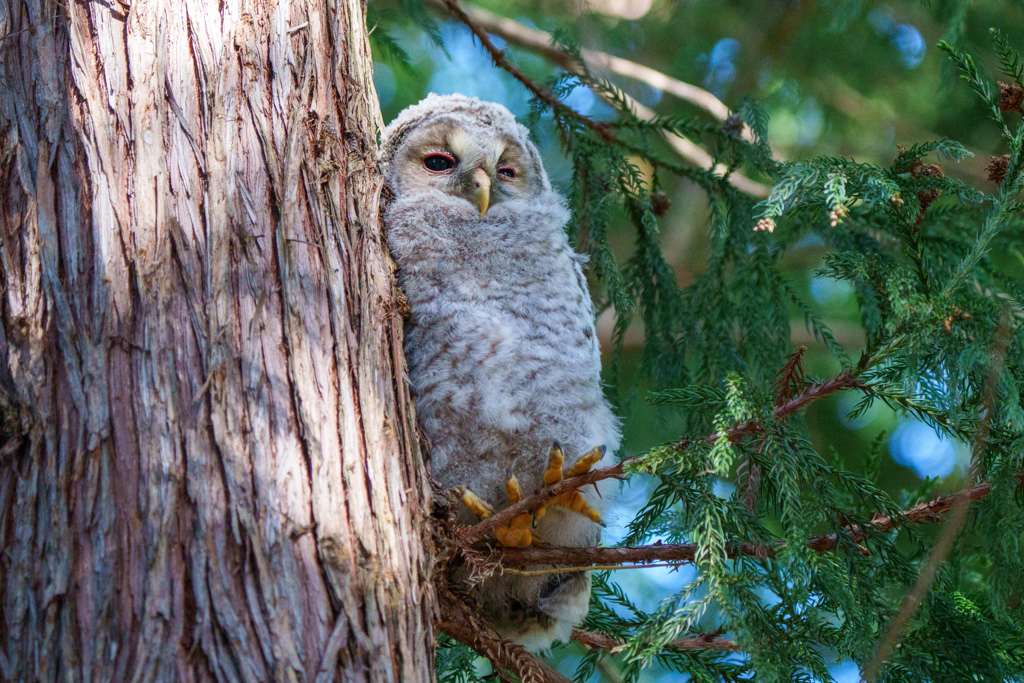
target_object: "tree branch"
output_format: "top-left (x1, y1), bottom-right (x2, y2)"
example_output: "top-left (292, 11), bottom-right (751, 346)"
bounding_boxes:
top-left (460, 369), bottom-right (863, 545)
top-left (432, 0), bottom-right (773, 197)
top-left (437, 590), bottom-right (574, 683)
top-left (439, 0), bottom-right (614, 143)
top-left (495, 473), bottom-right (1024, 568)
top-left (435, 1), bottom-right (745, 136)
top-left (572, 628), bottom-right (738, 653)
top-left (499, 542), bottom-right (699, 568)
top-left (444, 472), bottom-right (1022, 678)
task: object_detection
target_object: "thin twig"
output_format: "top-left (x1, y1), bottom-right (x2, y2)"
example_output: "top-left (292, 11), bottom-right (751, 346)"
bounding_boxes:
top-left (572, 628), bottom-right (738, 653)
top-left (433, 1), bottom-right (745, 135)
top-left (460, 370), bottom-right (863, 544)
top-left (807, 477), bottom-right (1020, 550)
top-left (433, 0), bottom-right (772, 197)
top-left (496, 473), bottom-right (1024, 568)
top-left (439, 0), bottom-right (613, 142)
top-left (503, 561), bottom-right (697, 575)
top-left (457, 458), bottom-right (632, 545)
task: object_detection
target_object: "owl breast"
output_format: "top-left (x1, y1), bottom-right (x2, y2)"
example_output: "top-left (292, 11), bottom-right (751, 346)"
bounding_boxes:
top-left (386, 190), bottom-right (620, 510)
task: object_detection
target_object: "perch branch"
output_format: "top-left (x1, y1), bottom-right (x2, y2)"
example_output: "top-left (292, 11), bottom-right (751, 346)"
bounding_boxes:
top-left (460, 369), bottom-right (863, 544)
top-left (497, 473), bottom-right (1024, 568)
top-left (499, 542), bottom-right (700, 569)
top-left (443, 472), bottom-right (1020, 674)
top-left (572, 628), bottom-right (738, 653)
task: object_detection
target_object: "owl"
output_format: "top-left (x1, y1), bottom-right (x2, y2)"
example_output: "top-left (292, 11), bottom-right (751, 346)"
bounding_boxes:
top-left (380, 94), bottom-right (621, 651)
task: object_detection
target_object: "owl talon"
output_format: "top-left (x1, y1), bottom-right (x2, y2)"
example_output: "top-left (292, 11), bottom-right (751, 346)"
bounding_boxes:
top-left (457, 478), bottom-right (535, 547)
top-left (505, 474), bottom-right (522, 505)
top-left (456, 486), bottom-right (495, 520)
top-left (458, 443), bottom-right (607, 547)
top-left (543, 441), bottom-right (566, 486)
top-left (542, 443), bottom-right (606, 527)
top-left (495, 474), bottom-right (534, 546)
top-left (566, 445), bottom-right (606, 477)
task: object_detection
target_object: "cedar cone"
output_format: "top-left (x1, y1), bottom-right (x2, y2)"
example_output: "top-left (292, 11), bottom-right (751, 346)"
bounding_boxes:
top-left (723, 114), bottom-right (744, 139)
top-left (915, 164), bottom-right (944, 212)
top-left (987, 154), bottom-right (1010, 186)
top-left (651, 191), bottom-right (671, 217)
top-left (998, 81), bottom-right (1024, 114)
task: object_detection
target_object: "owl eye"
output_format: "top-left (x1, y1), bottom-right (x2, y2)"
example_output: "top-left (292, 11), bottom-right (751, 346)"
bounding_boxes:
top-left (497, 166), bottom-right (516, 179)
top-left (423, 153), bottom-right (456, 173)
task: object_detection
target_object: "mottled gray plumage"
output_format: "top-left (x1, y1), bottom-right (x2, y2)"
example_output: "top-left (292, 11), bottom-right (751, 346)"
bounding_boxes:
top-left (381, 94), bottom-right (620, 650)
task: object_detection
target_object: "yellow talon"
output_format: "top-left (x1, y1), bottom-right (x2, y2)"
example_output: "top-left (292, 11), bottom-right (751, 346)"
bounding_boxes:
top-left (566, 445), bottom-right (605, 477)
top-left (456, 478), bottom-right (535, 547)
top-left (505, 474), bottom-right (522, 504)
top-left (456, 442), bottom-right (608, 547)
top-left (552, 490), bottom-right (603, 525)
top-left (545, 443), bottom-right (607, 527)
top-left (496, 473), bottom-right (534, 546)
top-left (543, 442), bottom-right (565, 486)
top-left (456, 486), bottom-right (494, 520)
top-left (494, 512), bottom-right (533, 547)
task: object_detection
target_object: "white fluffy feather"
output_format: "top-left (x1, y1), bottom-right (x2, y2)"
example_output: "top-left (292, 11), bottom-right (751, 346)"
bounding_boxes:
top-left (381, 94), bottom-right (621, 650)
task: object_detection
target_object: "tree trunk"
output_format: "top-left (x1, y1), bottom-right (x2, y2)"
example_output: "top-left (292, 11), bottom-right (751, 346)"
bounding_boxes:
top-left (0, 0), bottom-right (435, 680)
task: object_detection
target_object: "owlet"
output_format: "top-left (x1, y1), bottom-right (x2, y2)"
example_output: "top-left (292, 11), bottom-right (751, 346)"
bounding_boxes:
top-left (380, 94), bottom-right (621, 651)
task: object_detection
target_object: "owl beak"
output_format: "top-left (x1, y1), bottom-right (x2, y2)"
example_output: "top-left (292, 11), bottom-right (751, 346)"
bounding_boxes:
top-left (471, 167), bottom-right (491, 215)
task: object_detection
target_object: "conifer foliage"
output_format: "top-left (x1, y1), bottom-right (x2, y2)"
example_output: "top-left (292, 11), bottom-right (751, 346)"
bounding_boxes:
top-left (373, 6), bottom-right (1024, 681)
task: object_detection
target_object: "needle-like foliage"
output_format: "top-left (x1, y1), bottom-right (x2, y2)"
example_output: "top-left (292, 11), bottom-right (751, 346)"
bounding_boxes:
top-left (373, 8), bottom-right (1024, 681)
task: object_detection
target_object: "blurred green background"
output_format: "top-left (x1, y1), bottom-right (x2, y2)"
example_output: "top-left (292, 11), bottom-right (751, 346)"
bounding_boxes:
top-left (369, 1), bottom-right (1023, 679)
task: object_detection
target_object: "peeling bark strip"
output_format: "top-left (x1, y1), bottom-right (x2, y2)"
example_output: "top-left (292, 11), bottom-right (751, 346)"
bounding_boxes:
top-left (0, 0), bottom-right (434, 681)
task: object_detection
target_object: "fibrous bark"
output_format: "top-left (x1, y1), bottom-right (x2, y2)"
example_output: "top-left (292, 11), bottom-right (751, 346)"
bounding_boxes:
top-left (0, 0), bottom-right (434, 680)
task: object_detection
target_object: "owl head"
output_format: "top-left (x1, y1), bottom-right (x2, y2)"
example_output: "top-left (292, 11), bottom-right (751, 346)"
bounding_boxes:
top-left (379, 94), bottom-right (550, 215)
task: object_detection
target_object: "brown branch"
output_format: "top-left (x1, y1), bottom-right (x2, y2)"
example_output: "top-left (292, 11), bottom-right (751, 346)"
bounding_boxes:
top-left (437, 581), bottom-right (573, 683)
top-left (432, 1), bottom-right (743, 133)
top-left (433, 0), bottom-right (773, 197)
top-left (445, 472), bottom-right (1022, 677)
top-left (501, 542), bottom-right (699, 568)
top-left (572, 628), bottom-right (739, 653)
top-left (457, 458), bottom-right (633, 544)
top-left (765, 368), bottom-right (863, 423)
top-left (691, 369), bottom-right (864, 446)
top-left (497, 473), bottom-right (1024, 568)
top-left (461, 369), bottom-right (863, 545)
top-left (806, 477), bottom-right (1020, 552)
top-left (439, 0), bottom-right (613, 143)
top-left (773, 345), bottom-right (807, 406)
